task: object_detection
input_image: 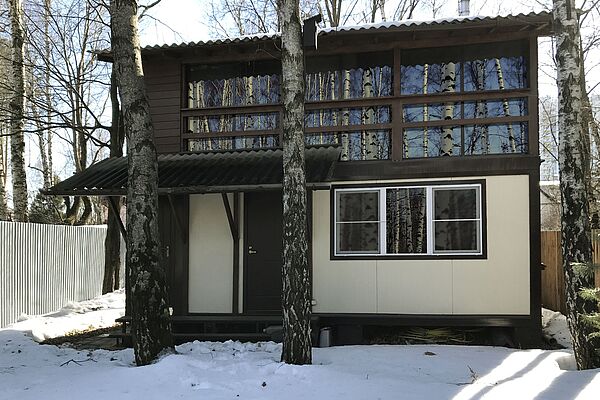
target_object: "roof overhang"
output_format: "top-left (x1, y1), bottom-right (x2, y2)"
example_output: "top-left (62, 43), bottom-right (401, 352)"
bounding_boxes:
top-left (95, 12), bottom-right (553, 62)
top-left (43, 146), bottom-right (341, 197)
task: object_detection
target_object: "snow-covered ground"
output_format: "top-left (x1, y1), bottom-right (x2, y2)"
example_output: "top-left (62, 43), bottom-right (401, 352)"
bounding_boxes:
top-left (542, 307), bottom-right (572, 349)
top-left (1, 293), bottom-right (599, 400)
top-left (9, 289), bottom-right (125, 342)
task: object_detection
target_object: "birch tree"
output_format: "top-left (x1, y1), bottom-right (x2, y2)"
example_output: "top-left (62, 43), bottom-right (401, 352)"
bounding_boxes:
top-left (440, 62), bottom-right (456, 156)
top-left (9, 0), bottom-right (28, 222)
top-left (554, 0), bottom-right (600, 370)
top-left (110, 0), bottom-right (173, 366)
top-left (0, 41), bottom-right (10, 220)
top-left (278, 0), bottom-right (312, 365)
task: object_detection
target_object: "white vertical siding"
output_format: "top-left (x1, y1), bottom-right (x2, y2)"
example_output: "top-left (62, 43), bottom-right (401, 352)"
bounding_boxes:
top-left (0, 221), bottom-right (121, 328)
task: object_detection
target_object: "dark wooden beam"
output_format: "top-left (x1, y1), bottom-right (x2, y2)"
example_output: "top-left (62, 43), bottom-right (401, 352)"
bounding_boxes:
top-left (168, 195), bottom-right (188, 244)
top-left (392, 47), bottom-right (402, 161)
top-left (222, 193), bottom-right (238, 240)
top-left (107, 196), bottom-right (127, 240)
top-left (232, 193), bottom-right (240, 314)
top-left (401, 115), bottom-right (529, 129)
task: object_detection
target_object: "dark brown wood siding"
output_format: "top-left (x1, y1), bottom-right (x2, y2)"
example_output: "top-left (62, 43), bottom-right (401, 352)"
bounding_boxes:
top-left (144, 58), bottom-right (181, 153)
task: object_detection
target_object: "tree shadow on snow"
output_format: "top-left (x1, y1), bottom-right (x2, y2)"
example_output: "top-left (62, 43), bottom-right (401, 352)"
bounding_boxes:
top-left (452, 352), bottom-right (554, 400)
top-left (531, 365), bottom-right (599, 400)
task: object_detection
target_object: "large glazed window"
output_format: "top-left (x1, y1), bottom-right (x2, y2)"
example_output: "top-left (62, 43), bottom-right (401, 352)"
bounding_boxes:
top-left (187, 61), bottom-right (281, 108)
top-left (184, 53), bottom-right (395, 157)
top-left (333, 183), bottom-right (484, 257)
top-left (400, 41), bottom-right (528, 95)
top-left (182, 41), bottom-right (531, 159)
top-left (400, 40), bottom-right (530, 158)
top-left (304, 52), bottom-right (393, 160)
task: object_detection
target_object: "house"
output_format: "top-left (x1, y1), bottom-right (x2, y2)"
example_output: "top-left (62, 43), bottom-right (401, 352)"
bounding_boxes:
top-left (46, 12), bottom-right (553, 347)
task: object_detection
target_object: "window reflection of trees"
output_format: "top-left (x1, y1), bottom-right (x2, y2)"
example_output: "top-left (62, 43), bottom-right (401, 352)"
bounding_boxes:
top-left (386, 188), bottom-right (427, 254)
top-left (400, 40), bottom-right (529, 158)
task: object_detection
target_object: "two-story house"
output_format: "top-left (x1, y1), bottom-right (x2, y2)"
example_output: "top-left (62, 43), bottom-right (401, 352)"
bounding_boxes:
top-left (47, 11), bottom-right (553, 347)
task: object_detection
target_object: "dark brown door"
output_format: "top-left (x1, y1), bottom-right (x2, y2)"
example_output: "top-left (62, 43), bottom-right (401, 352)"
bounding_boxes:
top-left (158, 195), bottom-right (189, 316)
top-left (244, 191), bottom-right (283, 314)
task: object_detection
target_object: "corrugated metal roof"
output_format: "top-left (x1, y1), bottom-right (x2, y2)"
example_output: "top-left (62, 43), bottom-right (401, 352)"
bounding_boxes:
top-left (318, 11), bottom-right (552, 34)
top-left (95, 11), bottom-right (551, 59)
top-left (44, 146), bottom-right (341, 196)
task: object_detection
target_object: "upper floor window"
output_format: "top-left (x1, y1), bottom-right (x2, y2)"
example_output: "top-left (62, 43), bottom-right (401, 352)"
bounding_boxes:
top-left (400, 41), bottom-right (530, 158)
top-left (303, 52), bottom-right (393, 161)
top-left (400, 40), bottom-right (528, 95)
top-left (305, 52), bottom-right (393, 101)
top-left (187, 60), bottom-right (281, 108)
top-left (183, 42), bottom-right (530, 159)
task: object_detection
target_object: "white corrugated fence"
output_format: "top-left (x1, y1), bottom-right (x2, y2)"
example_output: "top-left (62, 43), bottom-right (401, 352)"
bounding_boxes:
top-left (0, 221), bottom-right (124, 328)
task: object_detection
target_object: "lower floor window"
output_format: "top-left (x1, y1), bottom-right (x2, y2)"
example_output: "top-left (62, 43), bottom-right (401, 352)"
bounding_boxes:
top-left (334, 183), bottom-right (483, 256)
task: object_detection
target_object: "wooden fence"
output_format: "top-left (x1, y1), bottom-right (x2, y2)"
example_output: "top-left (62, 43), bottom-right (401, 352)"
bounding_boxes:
top-left (541, 230), bottom-right (600, 313)
top-left (0, 221), bottom-right (124, 328)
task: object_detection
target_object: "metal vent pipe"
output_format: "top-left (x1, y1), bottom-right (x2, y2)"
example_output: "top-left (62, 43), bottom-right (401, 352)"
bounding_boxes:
top-left (459, 0), bottom-right (470, 16)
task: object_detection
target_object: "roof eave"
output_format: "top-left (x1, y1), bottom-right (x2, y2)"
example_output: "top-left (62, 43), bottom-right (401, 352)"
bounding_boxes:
top-left (93, 12), bottom-right (554, 62)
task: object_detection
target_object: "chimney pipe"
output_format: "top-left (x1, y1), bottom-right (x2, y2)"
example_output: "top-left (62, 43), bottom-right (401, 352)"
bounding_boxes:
top-left (458, 0), bottom-right (470, 16)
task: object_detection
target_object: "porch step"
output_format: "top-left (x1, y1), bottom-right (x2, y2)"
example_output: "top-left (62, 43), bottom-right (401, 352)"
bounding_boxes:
top-left (173, 332), bottom-right (271, 342)
top-left (108, 331), bottom-right (272, 344)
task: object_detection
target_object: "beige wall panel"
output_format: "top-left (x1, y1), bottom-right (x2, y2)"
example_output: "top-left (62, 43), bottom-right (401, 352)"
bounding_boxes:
top-left (376, 260), bottom-right (453, 314)
top-left (188, 194), bottom-right (233, 313)
top-left (452, 175), bottom-right (530, 314)
top-left (314, 174), bottom-right (531, 316)
top-left (311, 190), bottom-right (377, 313)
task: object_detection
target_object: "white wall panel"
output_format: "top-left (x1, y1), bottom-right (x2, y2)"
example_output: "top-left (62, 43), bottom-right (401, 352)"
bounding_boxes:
top-left (188, 194), bottom-right (233, 313)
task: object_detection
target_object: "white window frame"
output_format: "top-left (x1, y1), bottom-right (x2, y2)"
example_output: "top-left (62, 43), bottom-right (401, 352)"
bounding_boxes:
top-left (333, 183), bottom-right (483, 257)
top-left (333, 188), bottom-right (382, 255)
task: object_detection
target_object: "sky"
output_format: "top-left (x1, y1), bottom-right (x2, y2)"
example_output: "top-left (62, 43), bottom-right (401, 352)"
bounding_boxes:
top-left (8, 0), bottom-right (599, 203)
top-left (138, 0), bottom-right (548, 45)
top-left (136, 0), bottom-right (565, 98)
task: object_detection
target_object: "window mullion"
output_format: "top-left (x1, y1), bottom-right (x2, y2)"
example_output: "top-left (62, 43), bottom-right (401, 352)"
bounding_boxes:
top-left (427, 186), bottom-right (434, 255)
top-left (380, 188), bottom-right (387, 255)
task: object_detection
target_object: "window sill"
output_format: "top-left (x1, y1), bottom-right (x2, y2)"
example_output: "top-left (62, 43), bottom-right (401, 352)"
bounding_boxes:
top-left (329, 253), bottom-right (488, 261)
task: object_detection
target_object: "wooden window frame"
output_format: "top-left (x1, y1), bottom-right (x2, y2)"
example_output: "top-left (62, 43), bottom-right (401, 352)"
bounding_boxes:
top-left (180, 38), bottom-right (536, 160)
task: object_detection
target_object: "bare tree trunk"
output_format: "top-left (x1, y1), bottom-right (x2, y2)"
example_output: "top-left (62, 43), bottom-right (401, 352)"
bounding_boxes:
top-left (340, 69), bottom-right (351, 160)
top-left (0, 134), bottom-right (9, 219)
top-left (0, 171), bottom-right (8, 220)
top-left (494, 58), bottom-right (516, 153)
top-left (362, 68), bottom-right (377, 159)
top-left (44, 0), bottom-right (53, 187)
top-left (9, 0), bottom-right (28, 222)
top-left (554, 0), bottom-right (600, 370)
top-left (278, 0), bottom-right (312, 365)
top-left (103, 70), bottom-right (125, 294)
top-left (441, 62), bottom-right (456, 156)
top-left (422, 64), bottom-right (429, 156)
top-left (475, 60), bottom-right (489, 154)
top-left (323, 0), bottom-right (342, 27)
top-left (110, 0), bottom-right (173, 366)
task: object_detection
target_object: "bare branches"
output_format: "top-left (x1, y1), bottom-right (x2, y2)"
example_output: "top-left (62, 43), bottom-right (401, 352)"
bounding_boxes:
top-left (205, 0), bottom-right (278, 36)
top-left (138, 0), bottom-right (163, 20)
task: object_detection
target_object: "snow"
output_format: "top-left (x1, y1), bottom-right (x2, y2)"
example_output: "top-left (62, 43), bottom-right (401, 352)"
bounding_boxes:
top-left (1, 293), bottom-right (599, 400)
top-left (542, 307), bottom-right (572, 349)
top-left (7, 290), bottom-right (125, 342)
